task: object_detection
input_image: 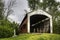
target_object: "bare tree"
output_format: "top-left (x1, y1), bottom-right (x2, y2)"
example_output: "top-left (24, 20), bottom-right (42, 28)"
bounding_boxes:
top-left (4, 0), bottom-right (16, 20)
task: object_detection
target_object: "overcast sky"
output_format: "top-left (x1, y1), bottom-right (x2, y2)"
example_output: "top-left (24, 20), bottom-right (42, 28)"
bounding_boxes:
top-left (4, 0), bottom-right (60, 24)
top-left (4, 0), bottom-right (30, 24)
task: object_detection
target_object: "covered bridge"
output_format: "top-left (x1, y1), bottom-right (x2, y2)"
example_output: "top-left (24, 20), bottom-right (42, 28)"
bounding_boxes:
top-left (19, 9), bottom-right (53, 33)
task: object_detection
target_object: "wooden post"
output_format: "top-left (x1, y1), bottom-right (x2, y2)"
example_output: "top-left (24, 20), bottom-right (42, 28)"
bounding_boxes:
top-left (37, 28), bottom-right (39, 33)
top-left (50, 18), bottom-right (53, 33)
top-left (27, 15), bottom-right (30, 33)
top-left (34, 28), bottom-right (35, 33)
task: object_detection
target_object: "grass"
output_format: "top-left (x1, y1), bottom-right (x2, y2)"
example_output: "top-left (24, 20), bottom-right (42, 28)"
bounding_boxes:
top-left (0, 33), bottom-right (60, 40)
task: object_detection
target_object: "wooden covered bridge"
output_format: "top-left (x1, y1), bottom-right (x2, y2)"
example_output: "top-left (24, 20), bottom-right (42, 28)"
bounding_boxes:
top-left (19, 9), bottom-right (53, 33)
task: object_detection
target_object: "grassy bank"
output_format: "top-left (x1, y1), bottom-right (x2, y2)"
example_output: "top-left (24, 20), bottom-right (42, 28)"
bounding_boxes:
top-left (0, 33), bottom-right (60, 40)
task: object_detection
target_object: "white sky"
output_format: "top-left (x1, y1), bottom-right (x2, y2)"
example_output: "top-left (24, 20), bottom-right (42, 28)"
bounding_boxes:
top-left (56, 0), bottom-right (60, 2)
top-left (4, 0), bottom-right (30, 24)
top-left (4, 0), bottom-right (60, 24)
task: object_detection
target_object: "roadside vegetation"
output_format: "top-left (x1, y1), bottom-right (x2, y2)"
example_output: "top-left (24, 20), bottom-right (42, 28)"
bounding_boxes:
top-left (0, 33), bottom-right (60, 40)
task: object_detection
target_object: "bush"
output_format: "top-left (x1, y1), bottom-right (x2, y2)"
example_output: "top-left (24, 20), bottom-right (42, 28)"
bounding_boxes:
top-left (0, 27), bottom-right (14, 38)
top-left (0, 20), bottom-right (14, 38)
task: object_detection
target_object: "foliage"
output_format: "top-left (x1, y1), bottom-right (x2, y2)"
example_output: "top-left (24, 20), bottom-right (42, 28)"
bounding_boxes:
top-left (53, 19), bottom-right (60, 34)
top-left (28, 0), bottom-right (60, 14)
top-left (0, 0), bottom-right (19, 38)
top-left (0, 0), bottom-right (14, 38)
top-left (0, 33), bottom-right (60, 40)
top-left (11, 22), bottom-right (19, 35)
top-left (28, 0), bottom-right (40, 10)
top-left (15, 25), bottom-right (19, 35)
top-left (0, 0), bottom-right (4, 20)
top-left (0, 20), bottom-right (14, 38)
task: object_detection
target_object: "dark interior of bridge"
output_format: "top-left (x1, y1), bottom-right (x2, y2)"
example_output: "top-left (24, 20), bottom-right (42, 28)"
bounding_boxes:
top-left (30, 14), bottom-right (50, 33)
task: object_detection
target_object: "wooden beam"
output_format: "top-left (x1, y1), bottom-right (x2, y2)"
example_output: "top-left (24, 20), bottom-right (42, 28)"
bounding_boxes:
top-left (32, 18), bottom-right (49, 26)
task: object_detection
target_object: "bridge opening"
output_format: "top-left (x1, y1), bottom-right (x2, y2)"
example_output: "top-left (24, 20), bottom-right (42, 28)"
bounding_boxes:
top-left (30, 14), bottom-right (50, 33)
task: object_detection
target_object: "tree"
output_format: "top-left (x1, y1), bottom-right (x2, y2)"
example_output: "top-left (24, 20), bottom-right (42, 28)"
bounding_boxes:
top-left (28, 0), bottom-right (60, 15)
top-left (28, 0), bottom-right (40, 10)
top-left (4, 0), bottom-right (16, 20)
top-left (0, 0), bottom-right (4, 20)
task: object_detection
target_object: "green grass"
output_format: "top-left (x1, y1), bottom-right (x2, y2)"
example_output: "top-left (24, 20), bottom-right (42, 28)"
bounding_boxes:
top-left (0, 33), bottom-right (60, 40)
